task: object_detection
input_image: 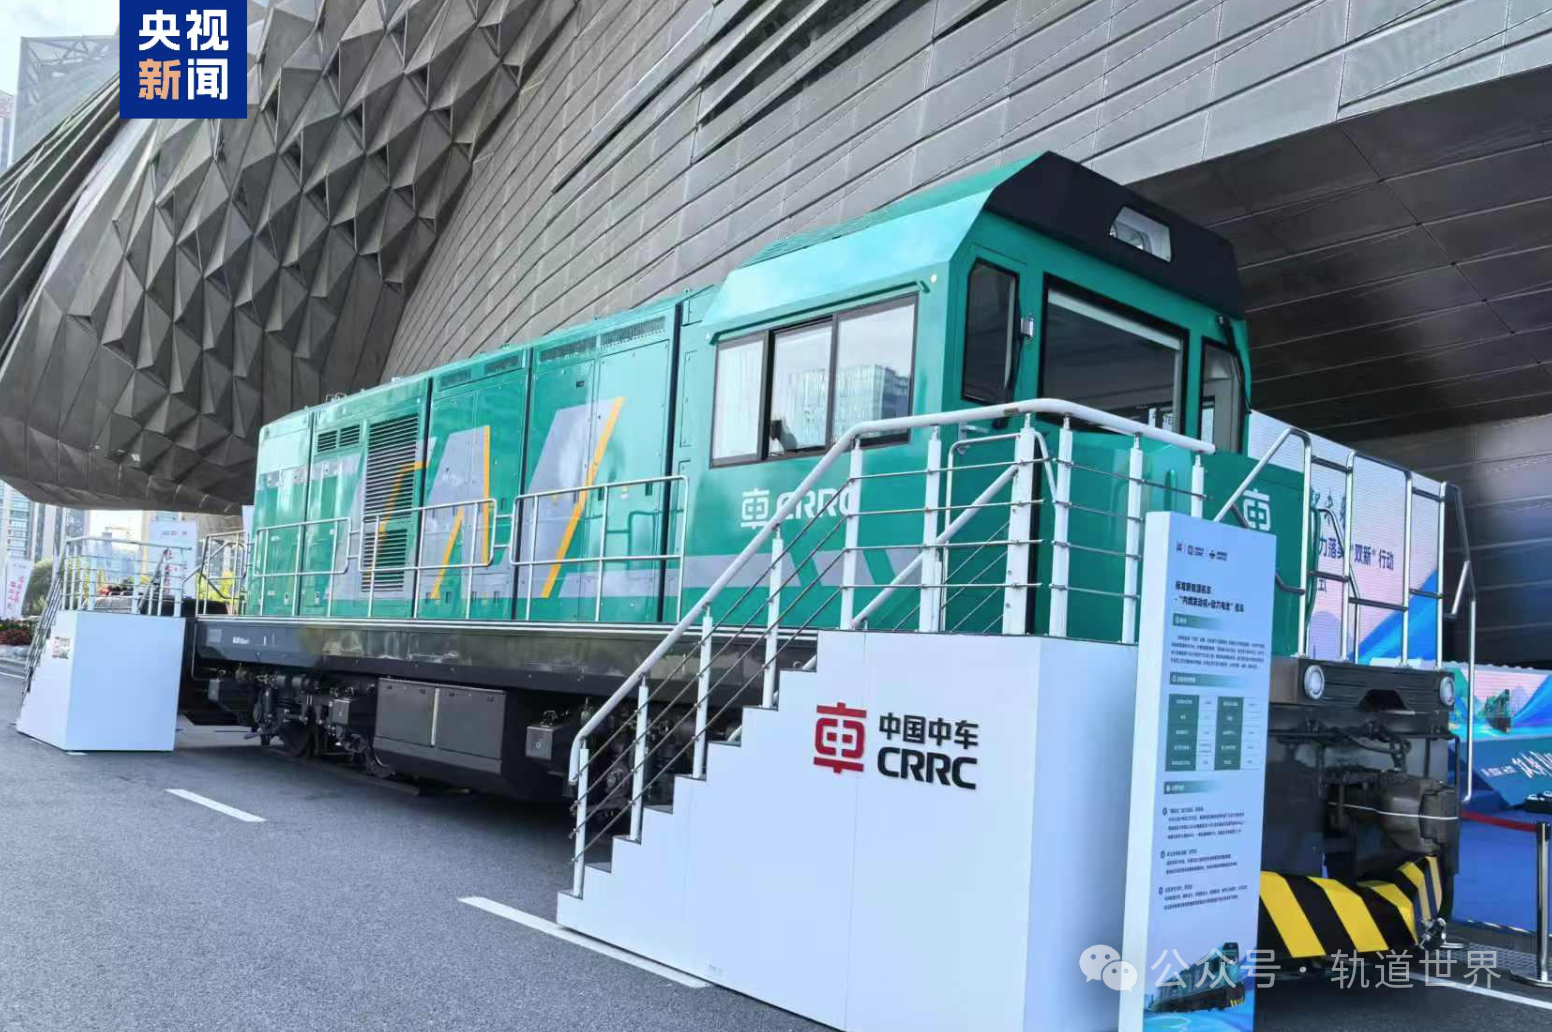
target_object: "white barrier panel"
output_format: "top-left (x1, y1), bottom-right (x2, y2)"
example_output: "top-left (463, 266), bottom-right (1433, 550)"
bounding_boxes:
top-left (559, 631), bottom-right (1142, 1031)
top-left (15, 609), bottom-right (185, 751)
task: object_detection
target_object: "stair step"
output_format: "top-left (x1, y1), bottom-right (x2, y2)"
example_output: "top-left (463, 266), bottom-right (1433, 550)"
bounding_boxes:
top-left (587, 861), bottom-right (612, 874)
top-left (646, 803), bottom-right (673, 815)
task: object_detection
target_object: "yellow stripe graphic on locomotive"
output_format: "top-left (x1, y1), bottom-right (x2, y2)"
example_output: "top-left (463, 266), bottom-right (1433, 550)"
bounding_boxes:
top-left (542, 398), bottom-right (624, 600)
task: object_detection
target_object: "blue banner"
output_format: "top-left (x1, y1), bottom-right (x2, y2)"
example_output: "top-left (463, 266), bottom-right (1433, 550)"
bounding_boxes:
top-left (120, 2), bottom-right (245, 120)
top-left (1465, 737), bottom-right (1552, 807)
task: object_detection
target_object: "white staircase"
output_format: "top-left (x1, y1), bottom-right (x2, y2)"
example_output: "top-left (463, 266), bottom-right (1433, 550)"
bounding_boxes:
top-left (558, 630), bottom-right (1142, 1032)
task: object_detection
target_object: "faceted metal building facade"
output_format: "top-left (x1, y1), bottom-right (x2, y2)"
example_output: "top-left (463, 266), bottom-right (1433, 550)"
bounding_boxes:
top-left (0, 0), bottom-right (535, 510)
top-left (5, 0), bottom-right (1552, 542)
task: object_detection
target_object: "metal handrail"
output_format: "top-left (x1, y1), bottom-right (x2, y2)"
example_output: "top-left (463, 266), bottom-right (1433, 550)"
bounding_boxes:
top-left (565, 397), bottom-right (1215, 894)
top-left (1446, 486), bottom-right (1479, 803)
top-left (194, 534), bottom-right (248, 615)
top-left (1215, 426), bottom-right (1453, 668)
top-left (38, 535), bottom-right (195, 621)
top-left (510, 474), bottom-right (688, 623)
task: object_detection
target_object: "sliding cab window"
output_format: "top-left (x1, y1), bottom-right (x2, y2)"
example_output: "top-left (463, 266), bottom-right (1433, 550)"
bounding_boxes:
top-left (768, 323), bottom-right (833, 455)
top-left (831, 300), bottom-right (915, 442)
top-left (1040, 288), bottom-right (1182, 433)
top-left (711, 335), bottom-right (764, 464)
top-left (1200, 341), bottom-right (1244, 452)
top-left (962, 262), bottom-right (1018, 404)
top-left (710, 297), bottom-right (916, 465)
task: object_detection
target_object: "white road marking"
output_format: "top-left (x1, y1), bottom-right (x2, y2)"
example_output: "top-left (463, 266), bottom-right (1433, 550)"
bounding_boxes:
top-left (66, 751), bottom-right (86, 756)
top-left (458, 896), bottom-right (708, 989)
top-left (1410, 974), bottom-right (1552, 1010)
top-left (165, 789), bottom-right (266, 823)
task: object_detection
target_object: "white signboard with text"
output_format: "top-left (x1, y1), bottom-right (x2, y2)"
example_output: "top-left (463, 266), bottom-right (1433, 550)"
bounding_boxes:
top-left (1, 558), bottom-right (27, 619)
top-left (1119, 512), bottom-right (1275, 1032)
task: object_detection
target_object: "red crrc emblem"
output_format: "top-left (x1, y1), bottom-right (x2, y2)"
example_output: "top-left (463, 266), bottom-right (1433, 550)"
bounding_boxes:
top-left (814, 702), bottom-right (867, 774)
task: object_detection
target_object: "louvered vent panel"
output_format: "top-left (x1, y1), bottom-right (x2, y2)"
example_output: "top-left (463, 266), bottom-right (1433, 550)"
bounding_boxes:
top-left (364, 414), bottom-right (421, 515)
top-left (316, 429), bottom-right (339, 453)
top-left (337, 425), bottom-right (361, 449)
top-left (362, 527), bottom-right (409, 591)
top-left (597, 315), bottom-right (666, 348)
top-left (540, 336), bottom-right (597, 364)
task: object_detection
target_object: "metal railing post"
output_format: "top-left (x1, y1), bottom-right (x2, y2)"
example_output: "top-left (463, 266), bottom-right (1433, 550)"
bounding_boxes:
top-left (1512, 822), bottom-right (1552, 988)
top-left (596, 488), bottom-right (609, 622)
top-left (410, 515), bottom-right (426, 620)
top-left (1002, 418), bottom-right (1037, 635)
top-left (1401, 474), bottom-right (1414, 664)
top-left (1190, 454), bottom-right (1204, 519)
top-left (464, 504), bottom-right (477, 620)
top-left (1296, 440), bottom-right (1312, 656)
top-left (1436, 485), bottom-right (1448, 667)
top-left (1122, 436), bottom-right (1144, 645)
top-left (291, 525), bottom-right (303, 617)
top-left (1049, 418), bottom-right (1074, 638)
top-left (525, 499), bottom-right (539, 620)
top-left (1342, 450), bottom-right (1357, 662)
top-left (572, 743), bottom-right (590, 896)
top-left (839, 444), bottom-right (863, 628)
top-left (1464, 592), bottom-right (1478, 803)
top-left (693, 611), bottom-right (712, 779)
top-left (763, 530), bottom-right (783, 707)
top-left (366, 517), bottom-right (378, 618)
top-left (629, 677), bottom-right (649, 841)
top-left (919, 431), bottom-right (944, 633)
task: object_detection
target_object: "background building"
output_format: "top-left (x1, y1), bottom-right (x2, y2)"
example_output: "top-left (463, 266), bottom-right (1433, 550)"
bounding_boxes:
top-left (0, 481), bottom-right (88, 565)
top-left (1, 0), bottom-right (1550, 659)
top-left (11, 34), bottom-right (117, 162)
top-left (0, 90), bottom-right (13, 172)
top-left (1, 483), bottom-right (30, 566)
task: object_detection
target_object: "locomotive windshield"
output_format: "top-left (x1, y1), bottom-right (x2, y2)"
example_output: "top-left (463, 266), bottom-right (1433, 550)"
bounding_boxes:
top-left (1039, 288), bottom-right (1182, 433)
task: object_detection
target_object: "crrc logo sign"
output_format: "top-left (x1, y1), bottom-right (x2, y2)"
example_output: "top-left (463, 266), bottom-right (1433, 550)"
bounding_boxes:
top-left (813, 702), bottom-right (867, 774)
top-left (811, 703), bottom-right (980, 790)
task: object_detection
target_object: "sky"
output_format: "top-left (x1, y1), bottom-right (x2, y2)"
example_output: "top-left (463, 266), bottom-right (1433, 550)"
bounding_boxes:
top-left (0, 0), bottom-right (119, 95)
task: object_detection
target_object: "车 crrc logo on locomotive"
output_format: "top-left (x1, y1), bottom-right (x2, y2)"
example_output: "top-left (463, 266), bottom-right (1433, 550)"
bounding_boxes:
top-left (812, 703), bottom-right (979, 789)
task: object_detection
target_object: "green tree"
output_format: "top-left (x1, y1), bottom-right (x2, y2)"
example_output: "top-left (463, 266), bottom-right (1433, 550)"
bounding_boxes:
top-left (22, 559), bottom-right (53, 617)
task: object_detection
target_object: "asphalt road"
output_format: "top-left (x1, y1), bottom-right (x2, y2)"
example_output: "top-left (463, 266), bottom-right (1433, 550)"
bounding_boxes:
top-left (2, 670), bottom-right (1549, 1031)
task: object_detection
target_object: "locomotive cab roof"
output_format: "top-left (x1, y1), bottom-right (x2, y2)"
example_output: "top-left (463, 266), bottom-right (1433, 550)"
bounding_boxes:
top-left (703, 151), bottom-right (1243, 336)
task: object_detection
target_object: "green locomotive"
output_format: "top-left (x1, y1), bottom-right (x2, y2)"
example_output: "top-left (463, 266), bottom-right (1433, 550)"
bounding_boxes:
top-left (196, 153), bottom-right (1460, 950)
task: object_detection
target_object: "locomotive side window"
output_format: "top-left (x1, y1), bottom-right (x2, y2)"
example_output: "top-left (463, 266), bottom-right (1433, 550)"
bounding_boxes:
top-left (831, 299), bottom-right (914, 441)
top-left (962, 262), bottom-right (1018, 403)
top-left (768, 323), bottom-right (833, 455)
top-left (1040, 288), bottom-right (1181, 432)
top-left (1200, 342), bottom-right (1244, 452)
top-left (712, 335), bottom-right (764, 463)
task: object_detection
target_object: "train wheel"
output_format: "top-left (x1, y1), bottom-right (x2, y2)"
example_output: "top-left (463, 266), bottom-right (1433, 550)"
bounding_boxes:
top-left (362, 744), bottom-right (395, 779)
top-left (278, 720), bottom-right (313, 758)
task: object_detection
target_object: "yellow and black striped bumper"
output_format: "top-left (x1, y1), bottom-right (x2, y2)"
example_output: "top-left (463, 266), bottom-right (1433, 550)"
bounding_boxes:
top-left (1258, 855), bottom-right (1445, 959)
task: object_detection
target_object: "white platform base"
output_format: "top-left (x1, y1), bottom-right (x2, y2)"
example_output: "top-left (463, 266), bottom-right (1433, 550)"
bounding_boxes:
top-left (558, 631), bottom-right (1140, 1032)
top-left (15, 609), bottom-right (186, 752)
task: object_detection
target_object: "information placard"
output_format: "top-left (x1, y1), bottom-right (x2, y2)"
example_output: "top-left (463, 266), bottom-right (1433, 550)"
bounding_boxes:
top-left (1118, 512), bottom-right (1275, 1032)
